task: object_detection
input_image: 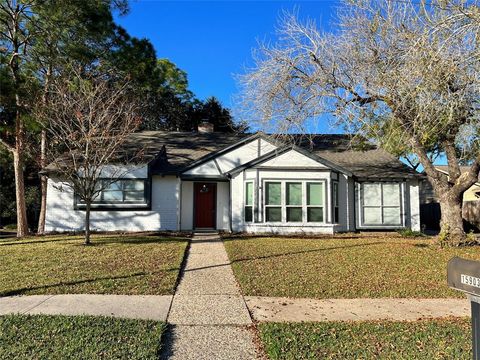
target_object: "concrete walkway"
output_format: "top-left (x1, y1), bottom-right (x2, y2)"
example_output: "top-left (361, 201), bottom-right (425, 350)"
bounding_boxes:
top-left (161, 232), bottom-right (258, 360)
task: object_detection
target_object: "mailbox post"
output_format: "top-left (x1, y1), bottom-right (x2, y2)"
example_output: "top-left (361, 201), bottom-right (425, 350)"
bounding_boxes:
top-left (447, 257), bottom-right (480, 359)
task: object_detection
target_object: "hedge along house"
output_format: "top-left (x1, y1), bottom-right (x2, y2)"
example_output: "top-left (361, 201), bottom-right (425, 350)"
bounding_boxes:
top-left (44, 129), bottom-right (421, 234)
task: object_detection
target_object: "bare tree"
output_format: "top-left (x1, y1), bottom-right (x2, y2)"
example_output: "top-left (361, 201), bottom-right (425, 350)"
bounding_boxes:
top-left (239, 1), bottom-right (480, 244)
top-left (35, 70), bottom-right (143, 244)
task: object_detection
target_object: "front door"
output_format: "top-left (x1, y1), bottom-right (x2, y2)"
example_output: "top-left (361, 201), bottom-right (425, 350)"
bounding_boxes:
top-left (194, 182), bottom-right (216, 228)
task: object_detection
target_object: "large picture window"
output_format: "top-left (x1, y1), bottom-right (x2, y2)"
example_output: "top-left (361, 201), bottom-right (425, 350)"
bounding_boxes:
top-left (77, 179), bottom-right (149, 209)
top-left (361, 182), bottom-right (401, 226)
top-left (262, 180), bottom-right (325, 223)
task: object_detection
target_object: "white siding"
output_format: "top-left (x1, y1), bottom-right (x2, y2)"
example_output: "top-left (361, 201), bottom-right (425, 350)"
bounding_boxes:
top-left (407, 179), bottom-right (421, 231)
top-left (216, 182), bottom-right (230, 231)
top-left (347, 177), bottom-right (356, 231)
top-left (260, 149), bottom-right (326, 168)
top-left (184, 138), bottom-right (279, 176)
top-left (45, 175), bottom-right (178, 232)
top-left (184, 161), bottom-right (220, 176)
top-left (79, 164), bottom-right (148, 178)
top-left (180, 181), bottom-right (193, 230)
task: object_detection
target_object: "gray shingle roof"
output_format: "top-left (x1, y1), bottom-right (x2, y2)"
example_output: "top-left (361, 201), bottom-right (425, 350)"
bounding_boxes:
top-left (45, 131), bottom-right (419, 179)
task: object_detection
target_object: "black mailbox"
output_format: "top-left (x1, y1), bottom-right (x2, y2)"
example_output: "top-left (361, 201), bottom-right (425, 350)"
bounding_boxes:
top-left (447, 256), bottom-right (480, 359)
top-left (448, 257), bottom-right (480, 296)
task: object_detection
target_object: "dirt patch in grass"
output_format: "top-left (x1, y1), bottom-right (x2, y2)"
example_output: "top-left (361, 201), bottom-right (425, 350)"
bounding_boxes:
top-left (224, 233), bottom-right (480, 298)
top-left (0, 234), bottom-right (188, 296)
top-left (259, 318), bottom-right (471, 359)
top-left (0, 314), bottom-right (165, 359)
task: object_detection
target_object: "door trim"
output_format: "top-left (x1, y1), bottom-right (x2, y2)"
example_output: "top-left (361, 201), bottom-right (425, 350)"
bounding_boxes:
top-left (193, 182), bottom-right (217, 229)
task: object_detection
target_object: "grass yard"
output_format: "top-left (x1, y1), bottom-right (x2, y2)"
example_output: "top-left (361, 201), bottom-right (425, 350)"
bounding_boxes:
top-left (224, 233), bottom-right (480, 298)
top-left (259, 319), bottom-right (471, 359)
top-left (0, 233), bottom-right (188, 296)
top-left (0, 314), bottom-right (165, 359)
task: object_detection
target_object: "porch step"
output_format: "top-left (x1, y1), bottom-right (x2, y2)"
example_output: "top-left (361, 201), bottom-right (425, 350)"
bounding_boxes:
top-left (193, 230), bottom-right (219, 235)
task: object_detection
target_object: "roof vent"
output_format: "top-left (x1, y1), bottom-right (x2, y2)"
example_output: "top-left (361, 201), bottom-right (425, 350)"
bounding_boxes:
top-left (198, 121), bottom-right (214, 133)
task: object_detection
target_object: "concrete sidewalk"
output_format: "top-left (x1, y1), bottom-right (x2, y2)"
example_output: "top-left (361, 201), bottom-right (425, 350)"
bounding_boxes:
top-left (0, 294), bottom-right (172, 321)
top-left (162, 232), bottom-right (258, 360)
top-left (245, 297), bottom-right (470, 322)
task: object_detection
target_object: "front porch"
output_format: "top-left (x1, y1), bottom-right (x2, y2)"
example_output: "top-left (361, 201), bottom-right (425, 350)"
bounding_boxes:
top-left (180, 180), bottom-right (230, 231)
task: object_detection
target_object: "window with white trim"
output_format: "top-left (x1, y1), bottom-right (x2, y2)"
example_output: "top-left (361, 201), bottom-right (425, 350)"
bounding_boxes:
top-left (361, 182), bottom-right (401, 226)
top-left (77, 179), bottom-right (149, 208)
top-left (307, 182), bottom-right (324, 222)
top-left (244, 181), bottom-right (254, 222)
top-left (265, 182), bottom-right (282, 222)
top-left (262, 180), bottom-right (326, 223)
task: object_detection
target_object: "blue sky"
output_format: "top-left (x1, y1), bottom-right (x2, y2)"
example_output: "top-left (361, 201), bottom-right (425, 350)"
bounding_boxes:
top-left (115, 0), bottom-right (337, 110)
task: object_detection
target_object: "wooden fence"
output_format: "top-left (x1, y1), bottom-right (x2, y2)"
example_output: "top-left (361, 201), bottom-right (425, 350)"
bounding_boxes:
top-left (463, 201), bottom-right (480, 230)
top-left (420, 201), bottom-right (480, 231)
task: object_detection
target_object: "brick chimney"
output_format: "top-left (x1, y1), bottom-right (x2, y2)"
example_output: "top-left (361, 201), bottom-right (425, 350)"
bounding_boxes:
top-left (198, 121), bottom-right (214, 133)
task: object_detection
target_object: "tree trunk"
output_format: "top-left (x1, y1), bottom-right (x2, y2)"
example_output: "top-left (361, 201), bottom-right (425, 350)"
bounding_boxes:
top-left (84, 201), bottom-right (91, 245)
top-left (37, 130), bottom-right (47, 235)
top-left (13, 149), bottom-right (28, 237)
top-left (438, 191), bottom-right (465, 245)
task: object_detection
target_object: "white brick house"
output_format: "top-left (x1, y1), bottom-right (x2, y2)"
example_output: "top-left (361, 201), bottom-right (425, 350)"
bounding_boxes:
top-left (44, 131), bottom-right (421, 234)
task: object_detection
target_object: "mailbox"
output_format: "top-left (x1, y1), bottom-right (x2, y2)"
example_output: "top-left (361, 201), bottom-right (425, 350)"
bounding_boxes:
top-left (448, 257), bottom-right (480, 359)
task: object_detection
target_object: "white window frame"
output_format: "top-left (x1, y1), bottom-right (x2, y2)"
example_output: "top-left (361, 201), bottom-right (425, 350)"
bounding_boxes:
top-left (360, 182), bottom-right (403, 227)
top-left (262, 179), bottom-right (327, 224)
top-left (244, 181), bottom-right (254, 223)
top-left (75, 178), bottom-right (150, 209)
top-left (264, 181), bottom-right (283, 223)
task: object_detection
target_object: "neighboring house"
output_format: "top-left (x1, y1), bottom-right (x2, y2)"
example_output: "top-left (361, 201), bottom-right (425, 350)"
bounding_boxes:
top-left (419, 166), bottom-right (480, 231)
top-left (44, 128), bottom-right (421, 234)
top-left (424, 166), bottom-right (480, 202)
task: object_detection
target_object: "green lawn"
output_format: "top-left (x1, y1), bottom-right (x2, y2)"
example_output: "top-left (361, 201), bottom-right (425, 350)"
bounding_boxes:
top-left (0, 314), bottom-right (165, 359)
top-left (224, 233), bottom-right (480, 298)
top-left (0, 234), bottom-right (188, 296)
top-left (259, 319), bottom-right (471, 359)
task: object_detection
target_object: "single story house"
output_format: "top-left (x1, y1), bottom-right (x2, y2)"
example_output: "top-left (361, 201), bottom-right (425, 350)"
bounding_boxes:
top-left (44, 128), bottom-right (421, 234)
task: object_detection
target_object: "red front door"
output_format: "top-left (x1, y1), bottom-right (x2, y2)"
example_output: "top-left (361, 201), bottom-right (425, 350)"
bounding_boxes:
top-left (194, 182), bottom-right (216, 228)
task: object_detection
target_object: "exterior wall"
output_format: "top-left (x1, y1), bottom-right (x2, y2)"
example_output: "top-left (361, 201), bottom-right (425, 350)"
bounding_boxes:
top-left (184, 138), bottom-right (278, 176)
top-left (45, 175), bottom-right (178, 232)
top-left (408, 179), bottom-right (421, 231)
top-left (180, 181), bottom-right (194, 230)
top-left (260, 149), bottom-right (326, 168)
top-left (79, 164), bottom-right (148, 178)
top-left (464, 184), bottom-right (480, 201)
top-left (179, 180), bottom-right (230, 231)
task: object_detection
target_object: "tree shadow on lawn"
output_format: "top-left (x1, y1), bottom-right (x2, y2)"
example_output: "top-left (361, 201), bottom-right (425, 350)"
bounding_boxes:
top-left (184, 241), bottom-right (386, 273)
top-left (0, 267), bottom-right (181, 297)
